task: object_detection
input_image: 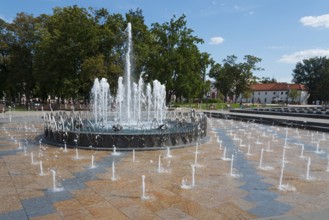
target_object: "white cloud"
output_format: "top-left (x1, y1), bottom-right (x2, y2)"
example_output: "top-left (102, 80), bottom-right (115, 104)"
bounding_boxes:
top-left (300, 14), bottom-right (329, 28)
top-left (209, 36), bottom-right (224, 45)
top-left (247, 11), bottom-right (255, 16)
top-left (279, 49), bottom-right (329, 64)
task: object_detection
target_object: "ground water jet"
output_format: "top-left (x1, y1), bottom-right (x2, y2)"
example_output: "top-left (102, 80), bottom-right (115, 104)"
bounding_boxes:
top-left (50, 169), bottom-right (63, 192)
top-left (259, 148), bottom-right (264, 169)
top-left (132, 149), bottom-right (135, 162)
top-left (165, 146), bottom-right (172, 158)
top-left (111, 161), bottom-right (117, 181)
top-left (306, 157), bottom-right (312, 180)
top-left (158, 155), bottom-right (162, 173)
top-left (39, 161), bottom-right (44, 176)
top-left (90, 155), bottom-right (96, 169)
top-left (141, 175), bottom-right (149, 200)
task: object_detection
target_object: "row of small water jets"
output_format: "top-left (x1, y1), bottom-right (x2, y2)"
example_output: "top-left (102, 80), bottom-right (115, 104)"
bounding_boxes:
top-left (210, 118), bottom-right (329, 192)
top-left (3, 122), bottom-right (181, 199)
top-left (6, 127), bottom-right (125, 193)
top-left (4, 116), bottom-right (329, 200)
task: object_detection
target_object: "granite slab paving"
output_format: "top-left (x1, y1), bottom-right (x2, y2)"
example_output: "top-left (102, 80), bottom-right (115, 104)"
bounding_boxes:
top-left (1, 111), bottom-right (329, 219)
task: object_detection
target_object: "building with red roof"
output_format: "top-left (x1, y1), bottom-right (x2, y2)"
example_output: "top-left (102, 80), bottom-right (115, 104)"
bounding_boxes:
top-left (247, 83), bottom-right (309, 104)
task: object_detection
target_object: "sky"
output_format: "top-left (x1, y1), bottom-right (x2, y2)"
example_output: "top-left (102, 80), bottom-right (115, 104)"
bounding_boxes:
top-left (1, 0), bottom-right (329, 83)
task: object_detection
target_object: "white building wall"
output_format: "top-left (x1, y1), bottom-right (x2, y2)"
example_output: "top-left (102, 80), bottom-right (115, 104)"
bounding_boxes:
top-left (250, 90), bottom-right (308, 104)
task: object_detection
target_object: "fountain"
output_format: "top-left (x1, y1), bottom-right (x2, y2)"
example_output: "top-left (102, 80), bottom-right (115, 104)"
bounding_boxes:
top-left (112, 146), bottom-right (121, 156)
top-left (111, 161), bottom-right (117, 181)
top-left (230, 154), bottom-right (239, 177)
top-left (50, 169), bottom-right (64, 192)
top-left (299, 144), bottom-right (305, 158)
top-left (90, 155), bottom-right (96, 169)
top-left (39, 161), bottom-right (44, 176)
top-left (132, 149), bottom-right (136, 162)
top-left (305, 157), bottom-right (313, 180)
top-left (165, 146), bottom-right (172, 158)
top-left (259, 148), bottom-right (264, 169)
top-left (191, 164), bottom-right (195, 187)
top-left (246, 144), bottom-right (252, 156)
top-left (74, 148), bottom-right (80, 160)
top-left (30, 152), bottom-right (34, 164)
top-left (43, 22), bottom-right (207, 150)
top-left (221, 147), bottom-right (231, 161)
top-left (194, 144), bottom-right (198, 166)
top-left (141, 175), bottom-right (149, 200)
top-left (63, 142), bottom-right (68, 152)
top-left (158, 155), bottom-right (162, 173)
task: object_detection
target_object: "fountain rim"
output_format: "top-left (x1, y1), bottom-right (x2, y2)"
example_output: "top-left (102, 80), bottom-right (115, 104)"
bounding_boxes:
top-left (43, 110), bottom-right (208, 151)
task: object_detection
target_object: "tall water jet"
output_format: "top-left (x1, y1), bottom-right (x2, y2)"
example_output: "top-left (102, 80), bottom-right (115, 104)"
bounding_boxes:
top-left (125, 22), bottom-right (132, 122)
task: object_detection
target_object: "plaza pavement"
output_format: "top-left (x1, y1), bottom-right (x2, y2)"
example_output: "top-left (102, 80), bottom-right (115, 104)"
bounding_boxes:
top-left (1, 110), bottom-right (329, 219)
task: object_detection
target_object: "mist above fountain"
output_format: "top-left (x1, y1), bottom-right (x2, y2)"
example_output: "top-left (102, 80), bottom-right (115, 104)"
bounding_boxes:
top-left (43, 23), bottom-right (207, 150)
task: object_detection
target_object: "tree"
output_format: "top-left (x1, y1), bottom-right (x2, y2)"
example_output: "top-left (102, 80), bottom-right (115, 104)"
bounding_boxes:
top-left (0, 18), bottom-right (13, 101)
top-left (288, 89), bottom-right (299, 103)
top-left (292, 56), bottom-right (329, 103)
top-left (234, 55), bottom-right (262, 102)
top-left (314, 59), bottom-right (329, 102)
top-left (209, 55), bottom-right (262, 102)
top-left (6, 13), bottom-right (41, 108)
top-left (147, 15), bottom-right (211, 102)
top-left (258, 76), bottom-right (277, 83)
top-left (34, 6), bottom-right (100, 103)
top-left (209, 62), bottom-right (233, 102)
top-left (92, 8), bottom-right (126, 93)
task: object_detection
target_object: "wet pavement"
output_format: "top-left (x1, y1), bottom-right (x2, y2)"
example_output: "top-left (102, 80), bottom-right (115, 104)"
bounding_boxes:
top-left (1, 111), bottom-right (329, 219)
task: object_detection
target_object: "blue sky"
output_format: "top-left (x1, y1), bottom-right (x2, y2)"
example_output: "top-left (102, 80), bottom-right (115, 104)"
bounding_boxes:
top-left (1, 0), bottom-right (329, 82)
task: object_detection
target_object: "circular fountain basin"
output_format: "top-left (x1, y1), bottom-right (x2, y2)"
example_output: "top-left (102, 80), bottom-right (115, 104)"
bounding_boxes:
top-left (43, 111), bottom-right (207, 150)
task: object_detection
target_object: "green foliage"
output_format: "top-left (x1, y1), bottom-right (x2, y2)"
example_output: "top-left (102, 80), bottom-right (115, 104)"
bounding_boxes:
top-left (292, 56), bottom-right (329, 103)
top-left (5, 13), bottom-right (41, 107)
top-left (0, 18), bottom-right (12, 99)
top-left (258, 76), bottom-right (277, 83)
top-left (147, 15), bottom-right (212, 102)
top-left (0, 6), bottom-right (216, 106)
top-left (288, 89), bottom-right (299, 102)
top-left (209, 54), bottom-right (261, 103)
